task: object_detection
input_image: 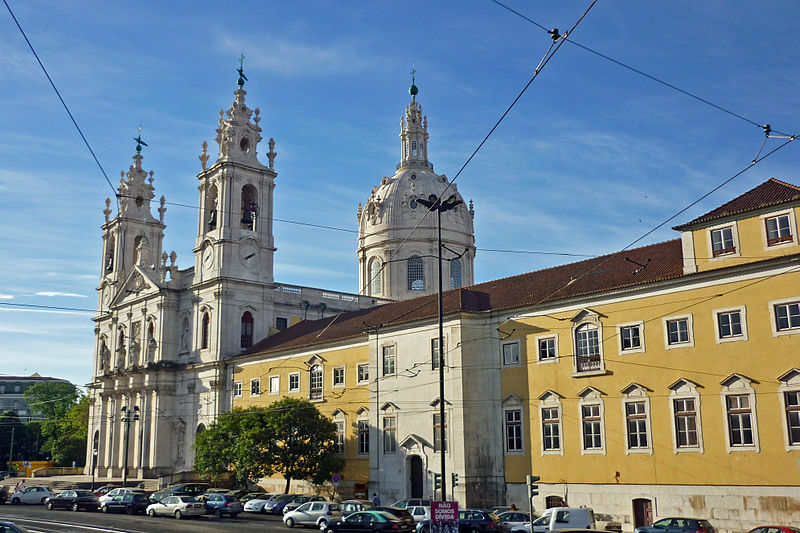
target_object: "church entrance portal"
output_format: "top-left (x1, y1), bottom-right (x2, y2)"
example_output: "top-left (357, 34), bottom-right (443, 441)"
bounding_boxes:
top-left (409, 456), bottom-right (423, 498)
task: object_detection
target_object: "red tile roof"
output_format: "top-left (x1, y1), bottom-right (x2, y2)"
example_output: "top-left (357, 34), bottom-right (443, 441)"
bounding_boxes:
top-left (674, 178), bottom-right (800, 230)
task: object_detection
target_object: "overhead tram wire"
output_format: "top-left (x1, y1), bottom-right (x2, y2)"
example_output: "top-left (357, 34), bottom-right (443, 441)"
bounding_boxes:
top-left (489, 0), bottom-right (792, 138)
top-left (3, 0), bottom-right (118, 207)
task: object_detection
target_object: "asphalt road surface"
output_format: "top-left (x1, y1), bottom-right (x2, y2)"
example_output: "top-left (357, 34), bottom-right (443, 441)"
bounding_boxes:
top-left (0, 503), bottom-right (289, 533)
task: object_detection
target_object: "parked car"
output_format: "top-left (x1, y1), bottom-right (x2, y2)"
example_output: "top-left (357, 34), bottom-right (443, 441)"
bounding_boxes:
top-left (264, 493), bottom-right (295, 514)
top-left (0, 521), bottom-right (29, 533)
top-left (497, 511), bottom-right (532, 532)
top-left (101, 493), bottom-right (150, 515)
top-left (149, 483), bottom-right (211, 503)
top-left (243, 495), bottom-right (276, 513)
top-left (9, 486), bottom-right (53, 505)
top-left (145, 495), bottom-right (205, 519)
top-left (285, 495), bottom-right (325, 514)
top-left (372, 506), bottom-right (415, 526)
top-left (746, 527), bottom-right (800, 533)
top-left (407, 506), bottom-right (431, 522)
top-left (418, 510), bottom-right (502, 533)
top-left (284, 501), bottom-right (343, 529)
top-left (514, 508), bottom-right (595, 533)
top-left (240, 491), bottom-right (271, 503)
top-left (93, 484), bottom-right (120, 498)
top-left (98, 487), bottom-right (148, 505)
top-left (45, 490), bottom-right (99, 512)
top-left (393, 499), bottom-right (432, 509)
top-left (594, 514), bottom-right (622, 532)
top-left (233, 488), bottom-right (265, 500)
top-left (326, 510), bottom-right (416, 533)
top-left (490, 507), bottom-right (513, 516)
top-left (342, 500), bottom-right (374, 515)
top-left (634, 518), bottom-right (715, 533)
top-left (199, 492), bottom-right (243, 517)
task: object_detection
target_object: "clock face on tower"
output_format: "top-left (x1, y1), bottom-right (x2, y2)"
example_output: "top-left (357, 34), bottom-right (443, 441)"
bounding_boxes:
top-left (202, 245), bottom-right (214, 270)
top-left (240, 241), bottom-right (259, 268)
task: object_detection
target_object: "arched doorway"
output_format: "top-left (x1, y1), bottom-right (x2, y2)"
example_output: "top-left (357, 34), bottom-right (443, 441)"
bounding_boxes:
top-left (633, 499), bottom-right (653, 528)
top-left (409, 456), bottom-right (423, 498)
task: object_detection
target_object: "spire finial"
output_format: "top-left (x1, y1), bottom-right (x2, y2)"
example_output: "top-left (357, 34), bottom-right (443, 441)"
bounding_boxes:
top-left (409, 62), bottom-right (418, 101)
top-left (237, 54), bottom-right (248, 86)
top-left (133, 125), bottom-right (148, 153)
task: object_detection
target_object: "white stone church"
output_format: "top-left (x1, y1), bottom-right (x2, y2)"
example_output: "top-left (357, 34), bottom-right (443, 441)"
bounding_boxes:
top-left (85, 73), bottom-right (475, 478)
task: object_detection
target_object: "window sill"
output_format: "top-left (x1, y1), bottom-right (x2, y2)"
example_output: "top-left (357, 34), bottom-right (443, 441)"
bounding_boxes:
top-left (570, 369), bottom-right (608, 378)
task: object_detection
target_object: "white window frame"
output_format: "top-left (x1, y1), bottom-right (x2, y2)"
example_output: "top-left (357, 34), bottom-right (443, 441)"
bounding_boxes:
top-left (577, 389), bottom-right (606, 455)
top-left (431, 336), bottom-right (446, 371)
top-left (233, 381), bottom-right (243, 398)
top-left (383, 414), bottom-right (397, 454)
top-left (309, 365), bottom-right (324, 401)
top-left (288, 372), bottom-right (300, 393)
top-left (332, 366), bottom-right (346, 388)
top-left (617, 321), bottom-right (645, 354)
top-left (707, 221), bottom-right (740, 259)
top-left (535, 334), bottom-right (558, 364)
top-left (777, 369), bottom-right (800, 451)
top-left (720, 384), bottom-right (759, 453)
top-left (539, 392), bottom-right (564, 456)
top-left (769, 297), bottom-right (800, 337)
top-left (250, 378), bottom-right (261, 397)
top-left (333, 412), bottom-right (346, 455)
top-left (621, 392), bottom-right (653, 455)
top-left (357, 363), bottom-right (369, 384)
top-left (713, 306), bottom-right (748, 343)
top-left (761, 209), bottom-right (797, 249)
top-left (663, 314), bottom-right (695, 349)
top-left (503, 407), bottom-right (524, 454)
top-left (268, 375), bottom-right (280, 395)
top-left (382, 344), bottom-right (396, 376)
top-left (357, 411), bottom-right (370, 455)
top-left (501, 340), bottom-right (521, 367)
top-left (432, 412), bottom-right (447, 453)
top-left (669, 380), bottom-right (704, 454)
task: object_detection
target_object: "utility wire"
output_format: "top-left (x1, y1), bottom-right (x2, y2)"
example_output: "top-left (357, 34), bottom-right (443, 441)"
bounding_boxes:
top-left (3, 0), bottom-right (118, 206)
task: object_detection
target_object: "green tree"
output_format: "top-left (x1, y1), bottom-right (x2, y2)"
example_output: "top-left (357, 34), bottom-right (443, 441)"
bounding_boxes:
top-left (23, 382), bottom-right (81, 464)
top-left (0, 410), bottom-right (41, 469)
top-left (262, 398), bottom-right (344, 493)
top-left (52, 396), bottom-right (90, 466)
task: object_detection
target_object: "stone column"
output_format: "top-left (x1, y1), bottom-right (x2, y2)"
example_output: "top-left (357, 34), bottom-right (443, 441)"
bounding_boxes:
top-left (147, 390), bottom-right (159, 469)
top-left (103, 394), bottom-right (115, 471)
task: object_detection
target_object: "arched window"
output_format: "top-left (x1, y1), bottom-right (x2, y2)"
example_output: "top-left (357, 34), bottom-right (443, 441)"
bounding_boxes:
top-left (180, 317), bottom-right (190, 352)
top-left (240, 311), bottom-right (254, 349)
top-left (369, 258), bottom-right (382, 295)
top-left (105, 236), bottom-right (115, 272)
top-left (407, 256), bottom-right (424, 291)
top-left (196, 424), bottom-right (206, 435)
top-left (201, 312), bottom-right (210, 349)
top-left (241, 184), bottom-right (258, 231)
top-left (450, 258), bottom-right (462, 289)
top-left (146, 322), bottom-right (157, 363)
top-left (206, 185), bottom-right (218, 230)
top-left (91, 430), bottom-right (100, 467)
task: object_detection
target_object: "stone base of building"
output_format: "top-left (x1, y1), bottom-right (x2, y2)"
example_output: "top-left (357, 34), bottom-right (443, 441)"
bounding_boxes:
top-left (505, 483), bottom-right (800, 533)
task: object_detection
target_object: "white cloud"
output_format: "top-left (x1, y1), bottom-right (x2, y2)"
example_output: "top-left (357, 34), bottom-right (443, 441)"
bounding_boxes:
top-left (35, 291), bottom-right (88, 298)
top-left (0, 294), bottom-right (13, 300)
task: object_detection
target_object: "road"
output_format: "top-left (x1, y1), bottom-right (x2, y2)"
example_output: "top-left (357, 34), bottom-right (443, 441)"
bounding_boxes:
top-left (0, 504), bottom-right (290, 533)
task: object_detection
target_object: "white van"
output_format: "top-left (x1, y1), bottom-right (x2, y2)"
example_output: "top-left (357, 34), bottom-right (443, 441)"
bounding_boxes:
top-left (512, 507), bottom-right (596, 533)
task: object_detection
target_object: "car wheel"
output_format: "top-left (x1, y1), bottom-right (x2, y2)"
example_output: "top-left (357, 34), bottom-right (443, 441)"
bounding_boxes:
top-left (286, 517), bottom-right (295, 528)
top-left (420, 526), bottom-right (430, 533)
top-left (71, 502), bottom-right (80, 512)
top-left (147, 508), bottom-right (156, 517)
top-left (175, 510), bottom-right (183, 519)
top-left (261, 505), bottom-right (269, 514)
top-left (41, 497), bottom-right (49, 504)
top-left (214, 508), bottom-right (222, 517)
top-left (318, 519), bottom-right (328, 530)
top-left (125, 505), bottom-right (134, 515)
top-left (47, 501), bottom-right (54, 510)
top-left (102, 505), bottom-right (109, 513)
top-left (471, 528), bottom-right (480, 533)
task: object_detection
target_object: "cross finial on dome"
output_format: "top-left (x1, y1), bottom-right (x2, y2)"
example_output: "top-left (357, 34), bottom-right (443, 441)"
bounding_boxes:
top-left (409, 62), bottom-right (418, 101)
top-left (133, 125), bottom-right (148, 153)
top-left (237, 53), bottom-right (248, 87)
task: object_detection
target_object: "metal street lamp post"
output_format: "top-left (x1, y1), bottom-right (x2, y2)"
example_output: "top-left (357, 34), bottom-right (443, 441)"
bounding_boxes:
top-left (417, 193), bottom-right (462, 502)
top-left (120, 405), bottom-right (139, 487)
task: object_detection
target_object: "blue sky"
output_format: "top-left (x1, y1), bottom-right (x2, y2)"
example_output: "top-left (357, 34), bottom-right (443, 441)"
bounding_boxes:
top-left (1, 1), bottom-right (798, 388)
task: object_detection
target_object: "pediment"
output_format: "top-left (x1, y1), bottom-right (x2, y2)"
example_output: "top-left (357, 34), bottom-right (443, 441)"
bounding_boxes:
top-left (720, 373), bottom-right (757, 388)
top-left (355, 406), bottom-right (369, 416)
top-left (578, 386), bottom-right (604, 400)
top-left (778, 368), bottom-right (800, 385)
top-left (400, 433), bottom-right (430, 451)
top-left (668, 378), bottom-right (701, 393)
top-left (429, 398), bottom-right (453, 408)
top-left (538, 389), bottom-right (563, 401)
top-left (331, 409), bottom-right (346, 418)
top-left (306, 354), bottom-right (326, 366)
top-left (620, 382), bottom-right (651, 396)
top-left (110, 266), bottom-right (163, 307)
top-left (501, 393), bottom-right (524, 406)
top-left (380, 401), bottom-right (399, 412)
top-left (571, 308), bottom-right (603, 324)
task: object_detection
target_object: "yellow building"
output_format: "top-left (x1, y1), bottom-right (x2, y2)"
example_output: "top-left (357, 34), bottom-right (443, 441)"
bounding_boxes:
top-left (228, 178), bottom-right (799, 530)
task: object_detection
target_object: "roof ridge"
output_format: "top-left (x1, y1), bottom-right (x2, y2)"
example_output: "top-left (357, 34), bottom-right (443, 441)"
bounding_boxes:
top-left (768, 177), bottom-right (800, 191)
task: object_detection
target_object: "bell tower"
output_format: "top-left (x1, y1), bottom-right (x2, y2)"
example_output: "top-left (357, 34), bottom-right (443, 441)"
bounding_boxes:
top-left (193, 63), bottom-right (277, 284)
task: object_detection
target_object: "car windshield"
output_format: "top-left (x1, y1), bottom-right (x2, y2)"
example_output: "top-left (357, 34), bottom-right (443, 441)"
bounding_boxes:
top-left (75, 490), bottom-right (94, 497)
top-left (275, 494), bottom-right (293, 502)
top-left (532, 515), bottom-right (550, 525)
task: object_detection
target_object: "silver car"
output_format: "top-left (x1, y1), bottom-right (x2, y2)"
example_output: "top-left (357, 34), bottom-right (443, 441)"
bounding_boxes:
top-left (145, 495), bottom-right (205, 519)
top-left (284, 501), bottom-right (343, 529)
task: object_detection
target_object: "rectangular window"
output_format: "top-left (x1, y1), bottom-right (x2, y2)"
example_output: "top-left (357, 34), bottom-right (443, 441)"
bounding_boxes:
top-left (233, 381), bottom-right (242, 398)
top-left (382, 345), bottom-right (396, 376)
top-left (250, 378), bottom-right (261, 397)
top-left (288, 373), bottom-right (300, 392)
top-left (383, 416), bottom-right (396, 453)
top-left (541, 407), bottom-right (561, 451)
top-left (775, 302), bottom-right (800, 332)
top-left (335, 420), bottom-right (345, 454)
top-left (620, 325), bottom-right (641, 351)
top-left (581, 404), bottom-right (602, 450)
top-left (726, 394), bottom-right (754, 446)
top-left (505, 409), bottom-right (523, 452)
top-left (431, 338), bottom-right (444, 370)
top-left (433, 413), bottom-right (447, 452)
top-left (717, 310), bottom-right (743, 339)
top-left (357, 363), bottom-right (369, 384)
top-left (625, 401), bottom-right (648, 449)
top-left (502, 342), bottom-right (520, 366)
top-left (269, 375), bottom-right (280, 394)
top-left (333, 367), bottom-right (345, 387)
top-left (785, 391), bottom-right (800, 445)
top-left (711, 226), bottom-right (736, 256)
top-left (674, 398), bottom-right (699, 448)
top-left (667, 318), bottom-right (690, 345)
top-left (358, 419), bottom-right (370, 454)
top-left (310, 366), bottom-right (323, 400)
top-left (275, 317), bottom-right (288, 330)
top-left (766, 214), bottom-right (792, 246)
top-left (538, 337), bottom-right (556, 361)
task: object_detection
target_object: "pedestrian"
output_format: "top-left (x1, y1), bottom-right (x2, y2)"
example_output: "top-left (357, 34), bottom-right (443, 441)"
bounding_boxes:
top-left (18, 479), bottom-right (26, 492)
top-left (372, 492), bottom-right (380, 505)
top-left (510, 504), bottom-right (517, 511)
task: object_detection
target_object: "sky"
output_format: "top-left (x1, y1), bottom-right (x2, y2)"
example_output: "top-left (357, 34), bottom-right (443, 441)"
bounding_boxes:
top-left (1, 1), bottom-right (798, 389)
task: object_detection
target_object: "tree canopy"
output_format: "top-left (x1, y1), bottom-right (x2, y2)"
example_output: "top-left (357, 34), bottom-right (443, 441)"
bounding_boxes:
top-left (193, 398), bottom-right (344, 491)
top-left (23, 381), bottom-right (86, 465)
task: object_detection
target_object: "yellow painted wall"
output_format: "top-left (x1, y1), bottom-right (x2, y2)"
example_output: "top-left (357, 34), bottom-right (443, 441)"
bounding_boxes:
top-left (512, 269), bottom-right (800, 487)
top-left (232, 343), bottom-right (371, 486)
top-left (692, 206), bottom-right (800, 272)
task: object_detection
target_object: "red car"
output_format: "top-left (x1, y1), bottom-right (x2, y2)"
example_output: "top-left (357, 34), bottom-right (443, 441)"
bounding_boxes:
top-left (747, 527), bottom-right (800, 533)
top-left (93, 484), bottom-right (121, 498)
